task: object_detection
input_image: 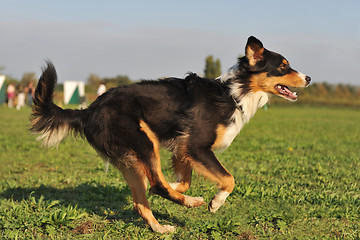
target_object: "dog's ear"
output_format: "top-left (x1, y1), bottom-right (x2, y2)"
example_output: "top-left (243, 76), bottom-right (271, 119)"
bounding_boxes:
top-left (245, 36), bottom-right (264, 67)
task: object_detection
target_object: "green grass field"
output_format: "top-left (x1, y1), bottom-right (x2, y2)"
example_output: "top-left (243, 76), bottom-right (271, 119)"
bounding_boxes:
top-left (1, 105), bottom-right (359, 239)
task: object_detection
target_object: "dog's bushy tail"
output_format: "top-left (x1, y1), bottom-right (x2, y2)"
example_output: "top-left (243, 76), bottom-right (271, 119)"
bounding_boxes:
top-left (31, 61), bottom-right (87, 147)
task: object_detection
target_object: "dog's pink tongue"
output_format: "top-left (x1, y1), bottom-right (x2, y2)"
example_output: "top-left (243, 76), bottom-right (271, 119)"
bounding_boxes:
top-left (284, 87), bottom-right (297, 100)
top-left (277, 85), bottom-right (297, 100)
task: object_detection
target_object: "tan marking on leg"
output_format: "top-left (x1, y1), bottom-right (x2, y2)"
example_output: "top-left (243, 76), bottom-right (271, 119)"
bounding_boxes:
top-left (139, 120), bottom-right (204, 208)
top-left (113, 160), bottom-right (175, 233)
top-left (169, 153), bottom-right (192, 193)
top-left (189, 159), bottom-right (235, 212)
top-left (190, 161), bottom-right (235, 191)
top-left (173, 134), bottom-right (234, 211)
top-left (212, 124), bottom-right (226, 150)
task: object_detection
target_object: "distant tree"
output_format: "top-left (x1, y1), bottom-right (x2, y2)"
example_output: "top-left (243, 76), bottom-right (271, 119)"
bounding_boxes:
top-left (20, 72), bottom-right (37, 87)
top-left (322, 82), bottom-right (333, 93)
top-left (342, 85), bottom-right (353, 99)
top-left (334, 84), bottom-right (352, 99)
top-left (55, 83), bottom-right (64, 92)
top-left (86, 73), bottom-right (101, 92)
top-left (316, 83), bottom-right (329, 98)
top-left (85, 73), bottom-right (132, 93)
top-left (306, 83), bottom-right (318, 95)
top-left (87, 74), bottom-right (101, 88)
top-left (204, 55), bottom-right (221, 79)
top-left (345, 84), bottom-right (358, 97)
top-left (273, 80), bottom-right (360, 106)
top-left (3, 76), bottom-right (19, 89)
top-left (215, 59), bottom-right (221, 76)
top-left (102, 75), bottom-right (132, 89)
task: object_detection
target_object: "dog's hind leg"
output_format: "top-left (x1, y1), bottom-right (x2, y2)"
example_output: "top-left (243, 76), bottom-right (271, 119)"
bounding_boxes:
top-left (139, 120), bottom-right (204, 208)
top-left (169, 154), bottom-right (192, 193)
top-left (113, 159), bottom-right (176, 234)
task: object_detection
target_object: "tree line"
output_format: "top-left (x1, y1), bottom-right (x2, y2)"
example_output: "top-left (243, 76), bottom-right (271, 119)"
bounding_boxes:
top-left (2, 56), bottom-right (360, 107)
top-left (284, 82), bottom-right (360, 107)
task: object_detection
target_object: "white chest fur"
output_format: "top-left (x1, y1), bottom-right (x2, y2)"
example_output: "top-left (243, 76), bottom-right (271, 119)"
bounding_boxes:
top-left (212, 91), bottom-right (269, 151)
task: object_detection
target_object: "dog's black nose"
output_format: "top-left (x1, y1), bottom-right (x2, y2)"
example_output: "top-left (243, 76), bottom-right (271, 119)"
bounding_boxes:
top-left (305, 76), bottom-right (311, 85)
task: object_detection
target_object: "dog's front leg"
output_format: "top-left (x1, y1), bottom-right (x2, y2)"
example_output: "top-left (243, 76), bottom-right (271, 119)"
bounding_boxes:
top-left (188, 147), bottom-right (235, 212)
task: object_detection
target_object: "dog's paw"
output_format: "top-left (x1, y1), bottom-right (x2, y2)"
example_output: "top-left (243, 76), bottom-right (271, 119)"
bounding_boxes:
top-left (169, 181), bottom-right (190, 193)
top-left (152, 224), bottom-right (176, 234)
top-left (184, 196), bottom-right (204, 208)
top-left (208, 190), bottom-right (230, 213)
top-left (169, 182), bottom-right (180, 191)
top-left (208, 199), bottom-right (224, 213)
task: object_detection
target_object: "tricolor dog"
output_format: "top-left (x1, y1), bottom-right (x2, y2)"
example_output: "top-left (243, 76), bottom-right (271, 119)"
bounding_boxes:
top-left (31, 36), bottom-right (310, 233)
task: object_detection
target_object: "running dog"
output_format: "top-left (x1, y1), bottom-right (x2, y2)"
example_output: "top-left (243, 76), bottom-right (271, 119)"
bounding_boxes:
top-left (31, 36), bottom-right (310, 233)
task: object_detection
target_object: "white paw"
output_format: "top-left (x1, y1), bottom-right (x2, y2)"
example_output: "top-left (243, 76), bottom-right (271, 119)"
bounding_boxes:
top-left (184, 195), bottom-right (204, 208)
top-left (152, 224), bottom-right (176, 234)
top-left (208, 190), bottom-right (230, 213)
top-left (208, 199), bottom-right (225, 213)
top-left (169, 182), bottom-right (180, 191)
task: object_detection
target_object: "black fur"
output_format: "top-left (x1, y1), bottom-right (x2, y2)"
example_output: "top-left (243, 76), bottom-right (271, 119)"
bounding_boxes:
top-left (31, 36), bottom-right (310, 233)
top-left (31, 64), bottom-right (237, 171)
top-left (31, 61), bottom-right (87, 139)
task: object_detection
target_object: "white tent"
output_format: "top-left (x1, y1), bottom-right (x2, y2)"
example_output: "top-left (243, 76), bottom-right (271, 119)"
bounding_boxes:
top-left (63, 81), bottom-right (85, 105)
top-left (0, 75), bottom-right (6, 104)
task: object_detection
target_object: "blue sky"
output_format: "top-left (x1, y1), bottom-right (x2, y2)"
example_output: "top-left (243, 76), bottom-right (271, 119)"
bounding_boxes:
top-left (1, 0), bottom-right (359, 84)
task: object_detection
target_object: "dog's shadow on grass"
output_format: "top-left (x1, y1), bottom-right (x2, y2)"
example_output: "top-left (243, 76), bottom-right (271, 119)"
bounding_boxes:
top-left (0, 182), bottom-right (184, 227)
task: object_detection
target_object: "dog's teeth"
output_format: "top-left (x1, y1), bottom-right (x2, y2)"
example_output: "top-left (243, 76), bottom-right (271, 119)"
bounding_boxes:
top-left (293, 92), bottom-right (297, 96)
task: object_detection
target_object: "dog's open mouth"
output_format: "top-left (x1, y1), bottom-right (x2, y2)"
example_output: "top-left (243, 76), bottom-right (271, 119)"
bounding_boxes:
top-left (275, 84), bottom-right (297, 101)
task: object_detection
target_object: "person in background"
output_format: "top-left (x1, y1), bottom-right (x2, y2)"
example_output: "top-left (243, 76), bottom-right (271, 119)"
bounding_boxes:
top-left (97, 82), bottom-right (106, 96)
top-left (7, 83), bottom-right (16, 108)
top-left (26, 81), bottom-right (35, 105)
top-left (16, 86), bottom-right (26, 110)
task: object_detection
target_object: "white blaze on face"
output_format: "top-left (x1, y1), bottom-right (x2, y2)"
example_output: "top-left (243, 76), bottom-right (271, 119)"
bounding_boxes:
top-left (297, 72), bottom-right (308, 85)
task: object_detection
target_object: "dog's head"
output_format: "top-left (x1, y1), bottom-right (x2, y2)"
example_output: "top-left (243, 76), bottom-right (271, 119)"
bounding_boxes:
top-left (221, 36), bottom-right (311, 101)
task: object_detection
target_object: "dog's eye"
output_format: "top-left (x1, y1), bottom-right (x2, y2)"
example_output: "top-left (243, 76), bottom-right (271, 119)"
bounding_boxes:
top-left (279, 64), bottom-right (288, 71)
